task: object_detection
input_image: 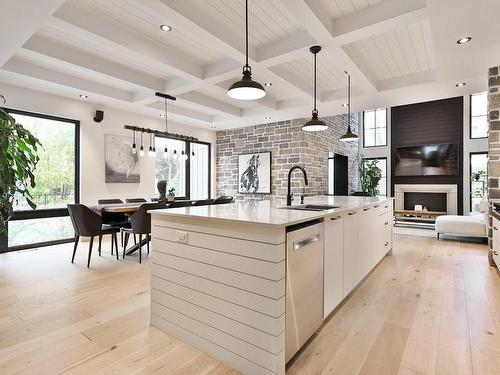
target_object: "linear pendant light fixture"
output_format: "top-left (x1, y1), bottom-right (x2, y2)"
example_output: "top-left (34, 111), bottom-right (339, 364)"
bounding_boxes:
top-left (227, 0), bottom-right (266, 100)
top-left (302, 46), bottom-right (327, 131)
top-left (339, 71), bottom-right (359, 142)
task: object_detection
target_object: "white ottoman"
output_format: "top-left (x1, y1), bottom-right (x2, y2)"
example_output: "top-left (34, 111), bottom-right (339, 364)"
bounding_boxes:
top-left (435, 213), bottom-right (488, 239)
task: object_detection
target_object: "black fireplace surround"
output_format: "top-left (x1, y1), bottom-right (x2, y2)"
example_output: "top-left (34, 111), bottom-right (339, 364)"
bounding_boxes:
top-left (404, 192), bottom-right (447, 212)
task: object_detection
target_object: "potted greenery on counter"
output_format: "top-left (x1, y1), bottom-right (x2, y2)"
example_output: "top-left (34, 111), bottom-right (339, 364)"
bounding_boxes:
top-left (358, 157), bottom-right (382, 197)
top-left (0, 100), bottom-right (41, 235)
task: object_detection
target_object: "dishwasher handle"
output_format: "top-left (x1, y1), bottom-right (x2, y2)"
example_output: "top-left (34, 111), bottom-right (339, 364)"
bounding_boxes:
top-left (293, 234), bottom-right (320, 251)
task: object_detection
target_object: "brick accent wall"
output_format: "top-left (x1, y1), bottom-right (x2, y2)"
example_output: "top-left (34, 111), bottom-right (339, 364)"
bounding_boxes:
top-left (216, 114), bottom-right (360, 201)
top-left (488, 66), bottom-right (500, 266)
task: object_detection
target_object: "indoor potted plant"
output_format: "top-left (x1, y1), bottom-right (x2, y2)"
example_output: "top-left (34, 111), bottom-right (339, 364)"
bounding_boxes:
top-left (0, 98), bottom-right (41, 237)
top-left (358, 157), bottom-right (382, 197)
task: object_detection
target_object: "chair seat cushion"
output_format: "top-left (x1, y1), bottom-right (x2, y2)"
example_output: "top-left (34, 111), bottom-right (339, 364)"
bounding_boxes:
top-left (435, 215), bottom-right (487, 237)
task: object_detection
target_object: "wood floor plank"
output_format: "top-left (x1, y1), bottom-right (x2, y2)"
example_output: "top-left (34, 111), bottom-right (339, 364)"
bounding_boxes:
top-left (0, 235), bottom-right (496, 375)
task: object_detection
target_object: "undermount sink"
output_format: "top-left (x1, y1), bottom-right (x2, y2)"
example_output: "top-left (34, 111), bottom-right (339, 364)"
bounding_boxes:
top-left (280, 204), bottom-right (340, 211)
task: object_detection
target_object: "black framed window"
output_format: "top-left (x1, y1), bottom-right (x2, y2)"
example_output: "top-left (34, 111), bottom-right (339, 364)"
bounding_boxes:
top-left (470, 152), bottom-right (488, 211)
top-left (363, 108), bottom-right (387, 147)
top-left (362, 157), bottom-right (387, 196)
top-left (3, 108), bottom-right (80, 251)
top-left (154, 137), bottom-right (211, 200)
top-left (470, 92), bottom-right (488, 139)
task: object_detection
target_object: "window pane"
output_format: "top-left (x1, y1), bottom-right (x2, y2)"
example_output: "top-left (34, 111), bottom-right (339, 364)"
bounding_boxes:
top-left (155, 138), bottom-right (187, 197)
top-left (471, 92), bottom-right (487, 116)
top-left (8, 217), bottom-right (74, 247)
top-left (11, 113), bottom-right (76, 210)
top-left (190, 143), bottom-right (210, 200)
top-left (364, 128), bottom-right (376, 147)
top-left (470, 153), bottom-right (488, 211)
top-left (471, 115), bottom-right (488, 138)
top-left (376, 108), bottom-right (386, 128)
top-left (375, 128), bottom-right (386, 146)
top-left (364, 110), bottom-right (375, 129)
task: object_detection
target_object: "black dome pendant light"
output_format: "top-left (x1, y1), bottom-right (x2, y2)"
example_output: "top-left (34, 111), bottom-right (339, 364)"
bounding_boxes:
top-left (339, 71), bottom-right (359, 142)
top-left (302, 46), bottom-right (327, 131)
top-left (227, 0), bottom-right (266, 100)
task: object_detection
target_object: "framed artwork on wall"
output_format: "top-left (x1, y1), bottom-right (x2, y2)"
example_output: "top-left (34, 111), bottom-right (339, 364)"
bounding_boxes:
top-left (105, 134), bottom-right (140, 183)
top-left (238, 151), bottom-right (271, 194)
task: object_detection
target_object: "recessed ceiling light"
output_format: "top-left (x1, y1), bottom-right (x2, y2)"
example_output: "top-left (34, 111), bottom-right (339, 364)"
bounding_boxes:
top-left (160, 24), bottom-right (172, 32)
top-left (457, 37), bottom-right (471, 45)
top-left (456, 82), bottom-right (466, 87)
top-left (79, 94), bottom-right (87, 99)
top-left (264, 82), bottom-right (272, 87)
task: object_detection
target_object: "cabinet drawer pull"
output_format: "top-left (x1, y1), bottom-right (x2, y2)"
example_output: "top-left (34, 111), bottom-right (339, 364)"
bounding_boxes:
top-left (348, 212), bottom-right (357, 216)
top-left (363, 208), bottom-right (370, 211)
top-left (384, 205), bottom-right (389, 208)
top-left (293, 235), bottom-right (320, 251)
top-left (385, 221), bottom-right (389, 225)
top-left (385, 241), bottom-right (389, 246)
top-left (495, 227), bottom-right (498, 231)
top-left (374, 205), bottom-right (379, 208)
top-left (494, 251), bottom-right (499, 256)
top-left (330, 216), bottom-right (342, 220)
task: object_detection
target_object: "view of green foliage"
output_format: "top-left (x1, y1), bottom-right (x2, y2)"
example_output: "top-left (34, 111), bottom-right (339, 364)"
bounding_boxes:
top-left (358, 157), bottom-right (383, 197)
top-left (0, 108), bottom-right (41, 235)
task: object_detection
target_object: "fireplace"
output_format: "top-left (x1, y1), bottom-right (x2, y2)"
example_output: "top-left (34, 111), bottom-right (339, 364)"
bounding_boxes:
top-left (404, 192), bottom-right (447, 212)
top-left (394, 184), bottom-right (458, 215)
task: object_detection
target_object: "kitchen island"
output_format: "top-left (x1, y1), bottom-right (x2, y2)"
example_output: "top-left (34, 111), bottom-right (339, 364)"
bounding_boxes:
top-left (149, 196), bottom-right (393, 375)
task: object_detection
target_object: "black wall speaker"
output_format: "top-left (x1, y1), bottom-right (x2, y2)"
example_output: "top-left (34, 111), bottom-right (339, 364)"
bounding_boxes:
top-left (94, 110), bottom-right (104, 123)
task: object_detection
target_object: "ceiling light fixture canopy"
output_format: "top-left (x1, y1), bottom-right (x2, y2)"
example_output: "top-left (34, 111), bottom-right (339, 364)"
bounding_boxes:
top-left (339, 71), bottom-right (359, 142)
top-left (302, 45), bottom-right (327, 132)
top-left (160, 24), bottom-right (172, 32)
top-left (227, 0), bottom-right (266, 100)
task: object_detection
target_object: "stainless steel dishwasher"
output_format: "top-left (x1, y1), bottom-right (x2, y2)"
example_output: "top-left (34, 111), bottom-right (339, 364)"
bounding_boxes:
top-left (285, 220), bottom-right (324, 363)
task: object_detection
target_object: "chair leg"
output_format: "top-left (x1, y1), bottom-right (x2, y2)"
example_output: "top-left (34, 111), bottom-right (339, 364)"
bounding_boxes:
top-left (87, 236), bottom-right (94, 268)
top-left (114, 233), bottom-right (119, 260)
top-left (139, 234), bottom-right (142, 264)
top-left (123, 232), bottom-right (130, 259)
top-left (147, 236), bottom-right (150, 255)
top-left (120, 231), bottom-right (123, 248)
top-left (134, 234), bottom-right (137, 245)
top-left (98, 235), bottom-right (102, 256)
top-left (71, 235), bottom-right (79, 263)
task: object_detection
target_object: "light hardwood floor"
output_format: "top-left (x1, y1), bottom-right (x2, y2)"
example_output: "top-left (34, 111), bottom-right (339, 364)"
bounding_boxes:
top-left (0, 234), bottom-right (498, 375)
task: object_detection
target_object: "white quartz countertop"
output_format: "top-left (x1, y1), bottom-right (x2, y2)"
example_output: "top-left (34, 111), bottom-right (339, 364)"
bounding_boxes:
top-left (150, 195), bottom-right (393, 227)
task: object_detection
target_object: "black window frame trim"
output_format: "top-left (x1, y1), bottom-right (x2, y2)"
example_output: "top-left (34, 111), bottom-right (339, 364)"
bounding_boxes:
top-left (1, 107), bottom-right (80, 252)
top-left (362, 108), bottom-right (388, 148)
top-left (469, 93), bottom-right (488, 140)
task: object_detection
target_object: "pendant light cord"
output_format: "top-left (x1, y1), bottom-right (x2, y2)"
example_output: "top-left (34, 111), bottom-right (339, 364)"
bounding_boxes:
top-left (345, 71), bottom-right (351, 131)
top-left (245, 0), bottom-right (249, 69)
top-left (313, 52), bottom-right (317, 112)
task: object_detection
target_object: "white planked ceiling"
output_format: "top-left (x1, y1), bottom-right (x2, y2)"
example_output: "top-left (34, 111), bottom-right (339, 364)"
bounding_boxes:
top-left (0, 0), bottom-right (498, 130)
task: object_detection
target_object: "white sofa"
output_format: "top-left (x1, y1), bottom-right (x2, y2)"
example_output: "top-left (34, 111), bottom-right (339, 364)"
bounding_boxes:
top-left (435, 212), bottom-right (488, 239)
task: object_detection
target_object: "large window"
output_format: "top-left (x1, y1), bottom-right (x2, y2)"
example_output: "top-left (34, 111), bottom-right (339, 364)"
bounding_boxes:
top-left (363, 108), bottom-right (387, 147)
top-left (154, 137), bottom-right (210, 200)
top-left (363, 157), bottom-right (387, 196)
top-left (470, 152), bottom-right (488, 211)
top-left (4, 109), bottom-right (79, 251)
top-left (470, 92), bottom-right (488, 139)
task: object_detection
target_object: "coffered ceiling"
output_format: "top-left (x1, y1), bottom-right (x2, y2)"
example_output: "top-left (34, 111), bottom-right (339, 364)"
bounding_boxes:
top-left (1, 0), bottom-right (499, 130)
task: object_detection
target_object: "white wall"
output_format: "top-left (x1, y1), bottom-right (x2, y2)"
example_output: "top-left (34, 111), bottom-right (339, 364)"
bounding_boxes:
top-left (359, 95), bottom-right (488, 214)
top-left (0, 83), bottom-right (216, 205)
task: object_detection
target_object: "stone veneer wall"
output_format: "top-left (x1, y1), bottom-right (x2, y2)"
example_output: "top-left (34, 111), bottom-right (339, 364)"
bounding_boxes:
top-left (216, 113), bottom-right (360, 201)
top-left (488, 66), bottom-right (500, 266)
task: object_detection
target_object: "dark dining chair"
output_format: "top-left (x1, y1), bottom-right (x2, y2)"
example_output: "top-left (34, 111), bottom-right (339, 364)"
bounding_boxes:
top-left (122, 202), bottom-right (166, 263)
top-left (192, 199), bottom-right (214, 206)
top-left (68, 204), bottom-right (120, 268)
top-left (126, 198), bottom-right (147, 203)
top-left (214, 196), bottom-right (234, 204)
top-left (98, 198), bottom-right (123, 205)
top-left (151, 198), bottom-right (159, 202)
top-left (167, 200), bottom-right (193, 208)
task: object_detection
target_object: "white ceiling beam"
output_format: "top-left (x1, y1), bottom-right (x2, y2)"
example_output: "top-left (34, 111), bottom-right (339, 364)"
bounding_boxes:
top-left (331, 0), bottom-right (429, 45)
top-left (377, 69), bottom-right (437, 92)
top-left (0, 0), bottom-right (65, 67)
top-left (177, 92), bottom-right (242, 117)
top-left (256, 32), bottom-right (315, 68)
top-left (52, 4), bottom-right (203, 80)
top-left (22, 35), bottom-right (166, 91)
top-left (3, 57), bottom-right (133, 101)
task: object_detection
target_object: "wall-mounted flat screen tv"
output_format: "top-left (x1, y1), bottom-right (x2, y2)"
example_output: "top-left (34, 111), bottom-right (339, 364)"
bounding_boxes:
top-left (394, 143), bottom-right (459, 176)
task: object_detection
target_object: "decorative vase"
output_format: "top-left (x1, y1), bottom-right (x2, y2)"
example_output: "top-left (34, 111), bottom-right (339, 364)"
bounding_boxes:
top-left (157, 180), bottom-right (167, 203)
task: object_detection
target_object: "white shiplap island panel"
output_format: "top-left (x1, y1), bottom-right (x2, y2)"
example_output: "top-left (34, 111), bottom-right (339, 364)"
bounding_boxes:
top-left (150, 196), bottom-right (394, 375)
top-left (151, 213), bottom-right (286, 375)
